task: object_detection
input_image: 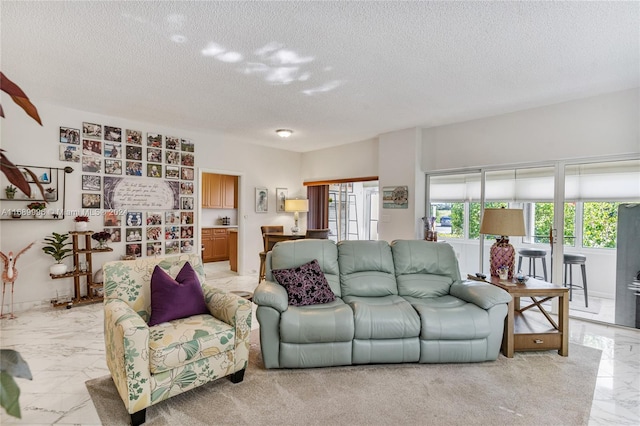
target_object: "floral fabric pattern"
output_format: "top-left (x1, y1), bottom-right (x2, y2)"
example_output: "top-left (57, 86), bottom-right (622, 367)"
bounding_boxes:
top-left (272, 259), bottom-right (336, 306)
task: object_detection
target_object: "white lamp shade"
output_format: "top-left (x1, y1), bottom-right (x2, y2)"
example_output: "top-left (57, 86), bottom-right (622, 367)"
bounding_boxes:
top-left (284, 199), bottom-right (309, 212)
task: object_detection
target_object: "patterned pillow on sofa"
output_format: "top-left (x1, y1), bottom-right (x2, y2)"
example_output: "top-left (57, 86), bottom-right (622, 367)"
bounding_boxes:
top-left (272, 259), bottom-right (336, 306)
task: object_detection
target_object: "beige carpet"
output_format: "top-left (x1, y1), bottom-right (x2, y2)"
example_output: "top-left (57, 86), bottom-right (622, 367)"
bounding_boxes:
top-left (87, 332), bottom-right (602, 425)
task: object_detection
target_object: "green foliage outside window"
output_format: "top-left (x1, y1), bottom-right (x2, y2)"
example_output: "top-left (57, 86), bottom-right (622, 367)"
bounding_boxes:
top-left (583, 202), bottom-right (619, 248)
top-left (466, 202), bottom-right (506, 239)
top-left (533, 203), bottom-right (576, 246)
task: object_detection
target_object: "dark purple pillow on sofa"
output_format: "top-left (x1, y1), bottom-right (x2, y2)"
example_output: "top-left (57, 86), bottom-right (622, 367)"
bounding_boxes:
top-left (271, 259), bottom-right (336, 306)
top-left (148, 262), bottom-right (209, 326)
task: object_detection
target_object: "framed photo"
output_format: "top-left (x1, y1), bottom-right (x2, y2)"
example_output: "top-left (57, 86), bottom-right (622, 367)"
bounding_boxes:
top-left (126, 228), bottom-right (142, 242)
top-left (147, 133), bottom-right (162, 147)
top-left (60, 127), bottom-right (80, 144)
top-left (125, 161), bottom-right (143, 176)
top-left (180, 226), bottom-right (194, 239)
top-left (82, 139), bottom-right (102, 156)
top-left (126, 129), bottom-right (142, 145)
top-left (103, 211), bottom-right (122, 227)
top-left (180, 153), bottom-right (194, 166)
top-left (104, 142), bottom-right (122, 158)
top-left (104, 159), bottom-right (122, 175)
top-left (126, 145), bottom-right (142, 160)
top-left (382, 186), bottom-right (409, 209)
top-left (165, 211), bottom-right (180, 224)
top-left (147, 242), bottom-right (162, 256)
top-left (104, 228), bottom-right (121, 243)
top-left (181, 196), bottom-right (194, 210)
top-left (104, 126), bottom-right (122, 142)
top-left (255, 187), bottom-right (268, 213)
top-left (276, 188), bottom-right (288, 213)
top-left (147, 164), bottom-right (162, 178)
top-left (181, 139), bottom-right (194, 152)
top-left (181, 211), bottom-right (193, 224)
top-left (83, 122), bottom-right (101, 139)
top-left (165, 241), bottom-right (179, 255)
top-left (146, 226), bottom-right (162, 241)
top-left (165, 165), bottom-right (180, 179)
top-left (81, 193), bottom-right (101, 208)
top-left (165, 150), bottom-right (180, 164)
top-left (166, 136), bottom-right (180, 150)
top-left (126, 212), bottom-right (142, 226)
top-left (165, 226), bottom-right (179, 240)
top-left (181, 167), bottom-right (194, 180)
top-left (59, 144), bottom-right (80, 162)
top-left (82, 175), bottom-right (101, 191)
top-left (147, 147), bottom-right (162, 163)
top-left (126, 243), bottom-right (142, 258)
top-left (81, 156), bottom-right (101, 173)
top-left (146, 212), bottom-right (162, 225)
top-left (181, 240), bottom-right (194, 253)
top-left (180, 181), bottom-right (194, 195)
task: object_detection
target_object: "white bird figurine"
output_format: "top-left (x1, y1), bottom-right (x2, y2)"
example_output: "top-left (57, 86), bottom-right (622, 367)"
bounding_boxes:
top-left (1, 242), bottom-right (34, 319)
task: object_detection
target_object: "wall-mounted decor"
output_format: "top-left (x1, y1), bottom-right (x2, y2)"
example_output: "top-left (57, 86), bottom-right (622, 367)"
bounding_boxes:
top-left (82, 175), bottom-right (101, 191)
top-left (125, 228), bottom-right (142, 242)
top-left (126, 146), bottom-right (142, 161)
top-left (166, 137), bottom-right (180, 150)
top-left (180, 182), bottom-right (193, 195)
top-left (165, 241), bottom-right (179, 254)
top-left (126, 129), bottom-right (142, 145)
top-left (382, 186), bottom-right (409, 209)
top-left (104, 159), bottom-right (122, 175)
top-left (83, 122), bottom-right (101, 138)
top-left (104, 142), bottom-right (121, 158)
top-left (60, 144), bottom-right (80, 162)
top-left (166, 165), bottom-right (179, 179)
top-left (166, 150), bottom-right (179, 164)
top-left (276, 187), bottom-right (288, 212)
top-left (82, 156), bottom-right (101, 173)
top-left (82, 193), bottom-right (101, 208)
top-left (181, 197), bottom-right (194, 210)
top-left (103, 211), bottom-right (122, 226)
top-left (125, 243), bottom-right (141, 258)
top-left (125, 161), bottom-right (143, 176)
top-left (104, 126), bottom-right (122, 142)
top-left (181, 240), bottom-right (194, 253)
top-left (147, 164), bottom-right (162, 178)
top-left (146, 212), bottom-right (162, 225)
top-left (60, 127), bottom-right (80, 144)
top-left (181, 139), bottom-right (194, 152)
top-left (103, 177), bottom-right (179, 210)
top-left (146, 227), bottom-right (161, 240)
top-left (256, 187), bottom-right (268, 213)
top-left (147, 242), bottom-right (162, 256)
top-left (83, 139), bottom-right (102, 156)
top-left (105, 228), bottom-right (121, 242)
top-left (147, 133), bottom-right (162, 147)
top-left (181, 167), bottom-right (194, 180)
top-left (165, 211), bottom-right (180, 224)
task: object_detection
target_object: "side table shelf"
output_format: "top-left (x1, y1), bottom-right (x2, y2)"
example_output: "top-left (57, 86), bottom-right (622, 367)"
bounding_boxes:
top-left (50, 231), bottom-right (112, 308)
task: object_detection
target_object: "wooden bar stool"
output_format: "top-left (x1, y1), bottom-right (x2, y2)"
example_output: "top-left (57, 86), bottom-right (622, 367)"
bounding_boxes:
top-left (517, 248), bottom-right (548, 281)
top-left (563, 253), bottom-right (588, 307)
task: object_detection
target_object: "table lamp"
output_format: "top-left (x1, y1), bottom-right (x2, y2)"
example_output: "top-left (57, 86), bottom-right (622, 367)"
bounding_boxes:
top-left (480, 208), bottom-right (526, 279)
top-left (284, 199), bottom-right (309, 234)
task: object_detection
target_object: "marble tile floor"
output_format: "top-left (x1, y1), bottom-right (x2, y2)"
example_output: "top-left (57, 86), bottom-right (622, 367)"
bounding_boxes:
top-left (1, 264), bottom-right (638, 425)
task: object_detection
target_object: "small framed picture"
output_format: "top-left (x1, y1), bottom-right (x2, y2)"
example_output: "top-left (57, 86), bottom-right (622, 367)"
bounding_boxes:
top-left (181, 211), bottom-right (193, 224)
top-left (147, 147), bottom-right (162, 163)
top-left (146, 212), bottom-right (162, 225)
top-left (125, 161), bottom-right (143, 176)
top-left (59, 144), bottom-right (80, 162)
top-left (81, 156), bottom-right (101, 173)
top-left (60, 127), bottom-right (80, 144)
top-left (276, 188), bottom-right (288, 213)
top-left (146, 226), bottom-right (162, 241)
top-left (104, 159), bottom-right (122, 175)
top-left (126, 243), bottom-right (142, 258)
top-left (147, 133), bottom-right (162, 147)
top-left (82, 139), bottom-right (102, 156)
top-left (180, 181), bottom-right (194, 195)
top-left (83, 122), bottom-right (101, 139)
top-left (126, 129), bottom-right (142, 145)
top-left (165, 241), bottom-right (179, 255)
top-left (104, 142), bottom-right (122, 158)
top-left (126, 145), bottom-right (142, 161)
top-left (256, 187), bottom-right (268, 213)
top-left (166, 136), bottom-right (180, 150)
top-left (82, 193), bottom-right (101, 208)
top-left (103, 211), bottom-right (122, 227)
top-left (166, 150), bottom-right (180, 165)
top-left (104, 228), bottom-right (121, 243)
top-left (165, 226), bottom-right (179, 240)
top-left (104, 126), bottom-right (122, 142)
top-left (181, 167), bottom-right (194, 180)
top-left (147, 164), bottom-right (162, 178)
top-left (180, 153), bottom-right (194, 166)
top-left (147, 242), bottom-right (162, 256)
top-left (181, 240), bottom-right (194, 253)
top-left (165, 211), bottom-right (180, 224)
top-left (165, 165), bottom-right (180, 179)
top-left (82, 175), bottom-right (101, 191)
top-left (181, 139), bottom-right (194, 152)
top-left (126, 228), bottom-right (142, 242)
top-left (126, 212), bottom-right (142, 226)
top-left (181, 197), bottom-right (194, 210)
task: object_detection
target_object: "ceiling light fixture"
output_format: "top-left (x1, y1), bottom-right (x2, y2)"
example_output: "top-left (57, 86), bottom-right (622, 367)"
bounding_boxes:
top-left (276, 129), bottom-right (293, 138)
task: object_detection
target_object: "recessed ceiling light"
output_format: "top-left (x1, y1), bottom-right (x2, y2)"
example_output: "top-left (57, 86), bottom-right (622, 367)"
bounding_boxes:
top-left (276, 129), bottom-right (293, 138)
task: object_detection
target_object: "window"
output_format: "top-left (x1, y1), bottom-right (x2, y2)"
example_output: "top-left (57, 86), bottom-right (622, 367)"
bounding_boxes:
top-left (582, 202), bottom-right (619, 248)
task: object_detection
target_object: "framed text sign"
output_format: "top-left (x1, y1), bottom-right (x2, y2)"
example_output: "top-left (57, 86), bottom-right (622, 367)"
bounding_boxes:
top-left (103, 177), bottom-right (180, 210)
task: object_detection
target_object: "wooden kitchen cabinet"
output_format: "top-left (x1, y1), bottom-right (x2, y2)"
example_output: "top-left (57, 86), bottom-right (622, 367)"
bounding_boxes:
top-left (228, 229), bottom-right (238, 272)
top-left (202, 228), bottom-right (229, 262)
top-left (202, 228), bottom-right (215, 262)
top-left (202, 173), bottom-right (236, 209)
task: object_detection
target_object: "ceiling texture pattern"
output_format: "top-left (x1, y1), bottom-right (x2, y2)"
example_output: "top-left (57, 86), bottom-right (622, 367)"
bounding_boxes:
top-left (2, 1), bottom-right (638, 152)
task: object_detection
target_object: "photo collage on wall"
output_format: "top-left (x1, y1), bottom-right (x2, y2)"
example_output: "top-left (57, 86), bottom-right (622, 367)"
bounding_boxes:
top-left (62, 121), bottom-right (195, 258)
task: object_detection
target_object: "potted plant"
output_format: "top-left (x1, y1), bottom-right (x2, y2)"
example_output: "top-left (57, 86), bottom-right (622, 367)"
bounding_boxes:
top-left (5, 184), bottom-right (17, 199)
top-left (74, 215), bottom-right (89, 231)
top-left (44, 187), bottom-right (56, 201)
top-left (42, 232), bottom-right (72, 275)
top-left (91, 231), bottom-right (111, 249)
top-left (26, 201), bottom-right (46, 218)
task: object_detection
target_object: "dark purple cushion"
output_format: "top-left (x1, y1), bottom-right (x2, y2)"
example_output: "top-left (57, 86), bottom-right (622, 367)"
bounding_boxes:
top-left (271, 259), bottom-right (336, 306)
top-left (148, 262), bottom-right (209, 326)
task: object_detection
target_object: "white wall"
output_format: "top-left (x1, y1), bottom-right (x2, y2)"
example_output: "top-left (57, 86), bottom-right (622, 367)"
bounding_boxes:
top-left (0, 101), bottom-right (303, 311)
top-left (300, 138), bottom-right (378, 182)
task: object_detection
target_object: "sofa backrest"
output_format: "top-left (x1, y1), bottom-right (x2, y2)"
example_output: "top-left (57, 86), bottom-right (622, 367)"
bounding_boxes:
top-left (391, 240), bottom-right (461, 298)
top-left (267, 239), bottom-right (341, 296)
top-left (338, 240), bottom-right (397, 297)
top-left (103, 253), bottom-right (206, 321)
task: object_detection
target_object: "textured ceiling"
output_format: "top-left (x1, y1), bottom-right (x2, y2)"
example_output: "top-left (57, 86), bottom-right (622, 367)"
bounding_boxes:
top-left (2, 1), bottom-right (638, 152)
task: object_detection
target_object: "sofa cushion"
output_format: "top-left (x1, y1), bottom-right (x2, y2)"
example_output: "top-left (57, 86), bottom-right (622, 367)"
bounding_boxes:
top-left (268, 240), bottom-right (341, 297)
top-left (148, 262), bottom-right (209, 326)
top-left (338, 240), bottom-right (397, 297)
top-left (148, 313), bottom-right (235, 374)
top-left (280, 299), bottom-right (354, 343)
top-left (409, 296), bottom-right (492, 340)
top-left (272, 259), bottom-right (336, 306)
top-left (343, 295), bottom-right (420, 339)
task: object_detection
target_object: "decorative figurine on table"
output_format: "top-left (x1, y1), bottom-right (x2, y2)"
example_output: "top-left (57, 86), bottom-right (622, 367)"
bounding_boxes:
top-left (0, 242), bottom-right (35, 319)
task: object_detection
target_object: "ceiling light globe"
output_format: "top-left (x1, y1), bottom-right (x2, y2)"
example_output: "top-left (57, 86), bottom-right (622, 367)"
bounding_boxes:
top-left (276, 129), bottom-right (293, 138)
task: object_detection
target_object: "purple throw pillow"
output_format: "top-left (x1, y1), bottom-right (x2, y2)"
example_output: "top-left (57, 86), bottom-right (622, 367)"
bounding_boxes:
top-left (271, 259), bottom-right (336, 306)
top-left (148, 262), bottom-right (209, 326)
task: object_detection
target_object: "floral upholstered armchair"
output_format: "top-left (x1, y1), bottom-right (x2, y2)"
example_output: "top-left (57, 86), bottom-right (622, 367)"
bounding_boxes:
top-left (103, 254), bottom-right (251, 425)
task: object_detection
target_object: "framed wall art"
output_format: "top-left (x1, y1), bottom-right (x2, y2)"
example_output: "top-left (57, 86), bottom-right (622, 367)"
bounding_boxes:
top-left (382, 186), bottom-right (409, 209)
top-left (276, 187), bottom-right (288, 212)
top-left (255, 187), bottom-right (268, 213)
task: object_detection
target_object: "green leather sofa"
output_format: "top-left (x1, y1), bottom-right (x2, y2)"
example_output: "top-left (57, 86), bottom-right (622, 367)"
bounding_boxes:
top-left (254, 239), bottom-right (511, 369)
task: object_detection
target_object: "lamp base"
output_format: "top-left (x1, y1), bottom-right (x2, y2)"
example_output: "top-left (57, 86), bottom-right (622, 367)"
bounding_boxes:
top-left (489, 237), bottom-right (515, 279)
top-left (291, 225), bottom-right (300, 234)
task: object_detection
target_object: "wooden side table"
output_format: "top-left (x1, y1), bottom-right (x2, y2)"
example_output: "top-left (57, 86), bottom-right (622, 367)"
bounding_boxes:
top-left (486, 275), bottom-right (569, 357)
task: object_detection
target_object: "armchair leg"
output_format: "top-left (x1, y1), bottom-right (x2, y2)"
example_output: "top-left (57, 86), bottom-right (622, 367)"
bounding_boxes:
top-left (131, 409), bottom-right (146, 426)
top-left (228, 368), bottom-right (245, 383)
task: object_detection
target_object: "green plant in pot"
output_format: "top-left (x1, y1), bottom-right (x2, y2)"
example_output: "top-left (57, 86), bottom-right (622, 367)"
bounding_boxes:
top-left (5, 184), bottom-right (17, 199)
top-left (42, 232), bottom-right (72, 275)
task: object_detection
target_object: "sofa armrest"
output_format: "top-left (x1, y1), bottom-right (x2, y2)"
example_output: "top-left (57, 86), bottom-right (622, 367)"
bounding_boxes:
top-left (103, 298), bottom-right (151, 414)
top-left (450, 280), bottom-right (511, 310)
top-left (253, 280), bottom-right (289, 312)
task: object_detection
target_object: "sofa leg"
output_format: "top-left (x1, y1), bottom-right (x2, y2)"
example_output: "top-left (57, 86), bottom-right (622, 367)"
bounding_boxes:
top-left (228, 368), bottom-right (245, 383)
top-left (131, 409), bottom-right (146, 426)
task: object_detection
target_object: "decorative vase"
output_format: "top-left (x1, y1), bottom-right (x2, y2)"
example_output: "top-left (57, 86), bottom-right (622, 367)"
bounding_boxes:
top-left (96, 240), bottom-right (108, 250)
top-left (75, 222), bottom-right (88, 232)
top-left (44, 191), bottom-right (56, 201)
top-left (6, 192), bottom-right (15, 199)
top-left (49, 263), bottom-right (68, 275)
